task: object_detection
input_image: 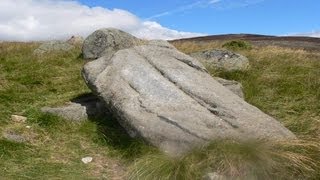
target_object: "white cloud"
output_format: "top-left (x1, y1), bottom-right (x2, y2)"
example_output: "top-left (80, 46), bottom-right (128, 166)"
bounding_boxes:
top-left (0, 0), bottom-right (204, 41)
top-left (148, 0), bottom-right (266, 20)
top-left (295, 31), bottom-right (320, 38)
top-left (147, 1), bottom-right (205, 20)
top-left (148, 0), bottom-right (223, 20)
top-left (134, 21), bottom-right (206, 40)
top-left (309, 32), bottom-right (320, 37)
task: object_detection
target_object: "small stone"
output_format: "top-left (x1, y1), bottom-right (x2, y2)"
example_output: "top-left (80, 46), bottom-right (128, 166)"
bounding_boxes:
top-left (203, 172), bottom-right (227, 180)
top-left (3, 131), bottom-right (27, 143)
top-left (41, 94), bottom-right (104, 122)
top-left (26, 126), bottom-right (31, 129)
top-left (11, 115), bottom-right (27, 123)
top-left (81, 157), bottom-right (93, 164)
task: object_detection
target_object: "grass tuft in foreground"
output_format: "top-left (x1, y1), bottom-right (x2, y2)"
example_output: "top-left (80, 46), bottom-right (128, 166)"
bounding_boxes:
top-left (222, 40), bottom-right (252, 51)
top-left (129, 139), bottom-right (320, 180)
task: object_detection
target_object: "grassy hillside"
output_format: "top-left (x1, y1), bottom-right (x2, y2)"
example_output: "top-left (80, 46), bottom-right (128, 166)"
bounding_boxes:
top-left (171, 34), bottom-right (320, 51)
top-left (0, 42), bottom-right (149, 179)
top-left (0, 41), bottom-right (320, 179)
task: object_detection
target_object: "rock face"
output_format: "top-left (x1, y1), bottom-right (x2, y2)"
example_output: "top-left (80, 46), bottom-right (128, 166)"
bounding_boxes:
top-left (34, 41), bottom-right (74, 55)
top-left (214, 77), bottom-right (244, 99)
top-left (190, 49), bottom-right (250, 71)
top-left (67, 36), bottom-right (84, 46)
top-left (82, 28), bottom-right (141, 60)
top-left (82, 29), bottom-right (294, 156)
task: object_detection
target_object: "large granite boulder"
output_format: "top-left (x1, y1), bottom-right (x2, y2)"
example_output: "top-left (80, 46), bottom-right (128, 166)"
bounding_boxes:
top-left (190, 49), bottom-right (250, 71)
top-left (41, 78), bottom-right (244, 121)
top-left (33, 40), bottom-right (74, 55)
top-left (82, 28), bottom-right (141, 60)
top-left (82, 29), bottom-right (294, 156)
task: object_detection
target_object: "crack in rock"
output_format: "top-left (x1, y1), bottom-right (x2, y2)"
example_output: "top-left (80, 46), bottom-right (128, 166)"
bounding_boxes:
top-left (157, 115), bottom-right (209, 141)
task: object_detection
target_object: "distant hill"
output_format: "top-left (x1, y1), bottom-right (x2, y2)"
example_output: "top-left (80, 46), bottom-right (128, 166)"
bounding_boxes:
top-left (171, 34), bottom-right (320, 51)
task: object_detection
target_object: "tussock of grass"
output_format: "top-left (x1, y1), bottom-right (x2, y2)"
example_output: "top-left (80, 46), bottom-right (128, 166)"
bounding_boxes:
top-left (222, 40), bottom-right (252, 50)
top-left (129, 139), bottom-right (320, 180)
top-left (128, 153), bottom-right (198, 180)
top-left (171, 41), bottom-right (222, 54)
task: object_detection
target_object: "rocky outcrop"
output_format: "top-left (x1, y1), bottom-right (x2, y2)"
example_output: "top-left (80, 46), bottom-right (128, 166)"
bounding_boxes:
top-left (33, 40), bottom-right (74, 55)
top-left (190, 49), bottom-right (250, 71)
top-left (82, 28), bottom-right (141, 60)
top-left (82, 29), bottom-right (295, 156)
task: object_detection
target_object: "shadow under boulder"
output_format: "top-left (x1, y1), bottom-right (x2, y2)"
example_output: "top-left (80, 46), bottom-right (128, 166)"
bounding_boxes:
top-left (41, 93), bottom-right (106, 122)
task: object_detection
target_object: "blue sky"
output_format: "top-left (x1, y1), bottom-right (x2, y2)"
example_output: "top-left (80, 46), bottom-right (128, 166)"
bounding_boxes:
top-left (78, 0), bottom-right (320, 36)
top-left (0, 0), bottom-right (319, 41)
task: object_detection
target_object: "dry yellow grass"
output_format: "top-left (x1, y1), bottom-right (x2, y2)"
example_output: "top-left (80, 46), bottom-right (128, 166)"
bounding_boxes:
top-left (171, 40), bottom-right (222, 54)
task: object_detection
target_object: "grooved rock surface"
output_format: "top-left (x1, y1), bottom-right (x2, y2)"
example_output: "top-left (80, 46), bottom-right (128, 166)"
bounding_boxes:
top-left (82, 28), bottom-right (140, 60)
top-left (82, 37), bottom-right (295, 156)
top-left (190, 49), bottom-right (250, 71)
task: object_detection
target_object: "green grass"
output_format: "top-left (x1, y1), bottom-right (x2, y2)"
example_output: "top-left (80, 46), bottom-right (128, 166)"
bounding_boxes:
top-left (208, 47), bottom-right (320, 137)
top-left (222, 40), bottom-right (252, 50)
top-left (1, 41), bottom-right (320, 179)
top-left (0, 42), bottom-right (155, 179)
top-left (129, 139), bottom-right (320, 180)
